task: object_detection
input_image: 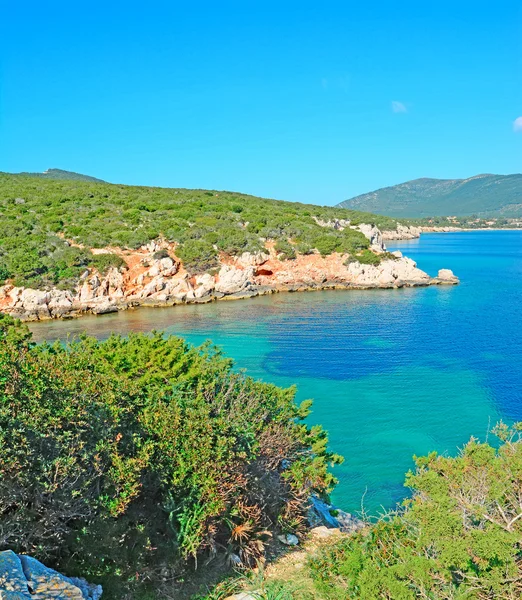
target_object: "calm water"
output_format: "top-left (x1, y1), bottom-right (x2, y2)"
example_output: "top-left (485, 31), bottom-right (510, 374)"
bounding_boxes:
top-left (29, 231), bottom-right (522, 515)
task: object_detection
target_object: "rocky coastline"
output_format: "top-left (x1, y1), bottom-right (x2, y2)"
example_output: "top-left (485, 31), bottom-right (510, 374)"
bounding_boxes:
top-left (381, 224), bottom-right (465, 240)
top-left (0, 224), bottom-right (459, 322)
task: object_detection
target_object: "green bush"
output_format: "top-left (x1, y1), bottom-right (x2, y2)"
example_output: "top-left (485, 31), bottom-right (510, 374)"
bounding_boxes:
top-left (350, 249), bottom-right (381, 265)
top-left (152, 249), bottom-right (170, 260)
top-left (89, 252), bottom-right (126, 274)
top-left (274, 239), bottom-right (296, 260)
top-left (0, 315), bottom-right (341, 595)
top-left (313, 235), bottom-right (340, 257)
top-left (309, 423), bottom-right (522, 599)
top-left (176, 239), bottom-right (219, 273)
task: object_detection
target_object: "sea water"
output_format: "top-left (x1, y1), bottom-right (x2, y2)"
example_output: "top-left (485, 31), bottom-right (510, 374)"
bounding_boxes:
top-left (28, 231), bottom-right (522, 514)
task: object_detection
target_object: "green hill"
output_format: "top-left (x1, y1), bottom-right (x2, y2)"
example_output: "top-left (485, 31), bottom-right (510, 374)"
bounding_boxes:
top-left (0, 172), bottom-right (399, 289)
top-left (337, 173), bottom-right (522, 218)
top-left (14, 168), bottom-right (106, 183)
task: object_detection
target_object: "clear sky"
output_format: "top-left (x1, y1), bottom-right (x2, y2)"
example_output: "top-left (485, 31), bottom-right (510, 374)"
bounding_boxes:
top-left (1, 1), bottom-right (521, 205)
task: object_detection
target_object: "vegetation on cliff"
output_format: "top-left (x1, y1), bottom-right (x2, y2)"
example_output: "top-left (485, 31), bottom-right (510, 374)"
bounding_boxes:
top-left (0, 314), bottom-right (341, 598)
top-left (0, 173), bottom-right (400, 288)
top-left (205, 424), bottom-right (522, 600)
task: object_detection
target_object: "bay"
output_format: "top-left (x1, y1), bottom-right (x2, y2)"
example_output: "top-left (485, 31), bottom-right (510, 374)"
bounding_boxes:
top-left (28, 231), bottom-right (522, 515)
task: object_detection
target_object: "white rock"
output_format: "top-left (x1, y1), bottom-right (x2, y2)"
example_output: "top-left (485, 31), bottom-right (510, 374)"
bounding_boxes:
top-left (194, 273), bottom-right (215, 298)
top-left (215, 266), bottom-right (254, 294)
top-left (437, 269), bottom-right (456, 280)
top-left (236, 251), bottom-right (269, 267)
top-left (20, 289), bottom-right (49, 307)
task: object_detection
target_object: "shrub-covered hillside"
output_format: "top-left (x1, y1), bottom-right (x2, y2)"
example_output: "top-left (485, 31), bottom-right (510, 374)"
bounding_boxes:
top-left (0, 314), bottom-right (341, 599)
top-left (0, 173), bottom-right (400, 289)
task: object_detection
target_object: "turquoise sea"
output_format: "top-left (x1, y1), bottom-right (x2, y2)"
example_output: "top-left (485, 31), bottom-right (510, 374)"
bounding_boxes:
top-left (29, 231), bottom-right (522, 515)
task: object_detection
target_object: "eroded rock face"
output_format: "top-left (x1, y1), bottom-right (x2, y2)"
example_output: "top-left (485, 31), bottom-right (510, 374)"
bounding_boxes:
top-left (432, 268), bottom-right (459, 285)
top-left (0, 551), bottom-right (102, 600)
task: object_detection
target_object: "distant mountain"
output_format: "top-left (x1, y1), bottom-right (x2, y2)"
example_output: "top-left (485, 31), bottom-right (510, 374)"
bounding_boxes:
top-left (14, 168), bottom-right (105, 183)
top-left (337, 174), bottom-right (522, 218)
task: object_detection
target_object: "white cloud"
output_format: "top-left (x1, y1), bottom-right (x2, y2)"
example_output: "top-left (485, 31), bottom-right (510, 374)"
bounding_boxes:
top-left (391, 101), bottom-right (407, 113)
top-left (514, 116), bottom-right (522, 132)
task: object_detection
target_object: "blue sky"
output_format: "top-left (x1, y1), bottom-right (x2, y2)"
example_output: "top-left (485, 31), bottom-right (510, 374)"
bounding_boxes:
top-left (1, 1), bottom-right (521, 204)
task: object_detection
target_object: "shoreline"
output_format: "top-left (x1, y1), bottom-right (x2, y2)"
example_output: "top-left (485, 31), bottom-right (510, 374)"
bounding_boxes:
top-left (3, 274), bottom-right (458, 323)
top-left (0, 226), bottom-right (461, 323)
top-left (382, 225), bottom-right (522, 242)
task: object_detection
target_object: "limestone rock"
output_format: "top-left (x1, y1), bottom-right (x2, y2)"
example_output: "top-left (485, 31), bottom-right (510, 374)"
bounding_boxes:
top-left (91, 300), bottom-right (118, 315)
top-left (381, 224), bottom-right (422, 240)
top-left (346, 256), bottom-right (430, 288)
top-left (194, 273), bottom-right (215, 298)
top-left (236, 251), bottom-right (269, 267)
top-left (437, 268), bottom-right (457, 281)
top-left (215, 266), bottom-right (254, 294)
top-left (48, 291), bottom-right (74, 318)
top-left (310, 526), bottom-right (342, 540)
top-left (20, 289), bottom-right (49, 307)
top-left (432, 269), bottom-right (459, 285)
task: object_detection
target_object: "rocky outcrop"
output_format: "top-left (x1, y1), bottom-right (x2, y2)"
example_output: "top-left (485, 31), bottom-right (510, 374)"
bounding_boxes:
top-left (353, 223), bottom-right (386, 252)
top-left (345, 256), bottom-right (430, 287)
top-left (0, 227), bottom-right (459, 321)
top-left (381, 224), bottom-right (422, 240)
top-left (0, 551), bottom-right (102, 599)
top-left (381, 223), bottom-right (464, 240)
top-left (431, 269), bottom-right (459, 285)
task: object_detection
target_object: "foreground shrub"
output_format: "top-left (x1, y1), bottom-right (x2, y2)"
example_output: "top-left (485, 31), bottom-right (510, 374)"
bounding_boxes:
top-left (0, 315), bottom-right (341, 590)
top-left (309, 424), bottom-right (522, 599)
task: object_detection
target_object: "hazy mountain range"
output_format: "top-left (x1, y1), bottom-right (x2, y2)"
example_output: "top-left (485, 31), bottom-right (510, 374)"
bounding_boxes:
top-left (337, 174), bottom-right (522, 218)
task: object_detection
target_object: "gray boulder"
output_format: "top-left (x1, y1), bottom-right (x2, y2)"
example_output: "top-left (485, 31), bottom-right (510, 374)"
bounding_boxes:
top-left (308, 496), bottom-right (364, 534)
top-left (0, 551), bottom-right (102, 600)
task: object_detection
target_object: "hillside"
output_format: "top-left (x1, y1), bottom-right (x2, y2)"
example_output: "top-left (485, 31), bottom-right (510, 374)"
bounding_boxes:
top-left (337, 173), bottom-right (522, 218)
top-left (13, 168), bottom-right (106, 183)
top-left (0, 172), bottom-right (400, 290)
